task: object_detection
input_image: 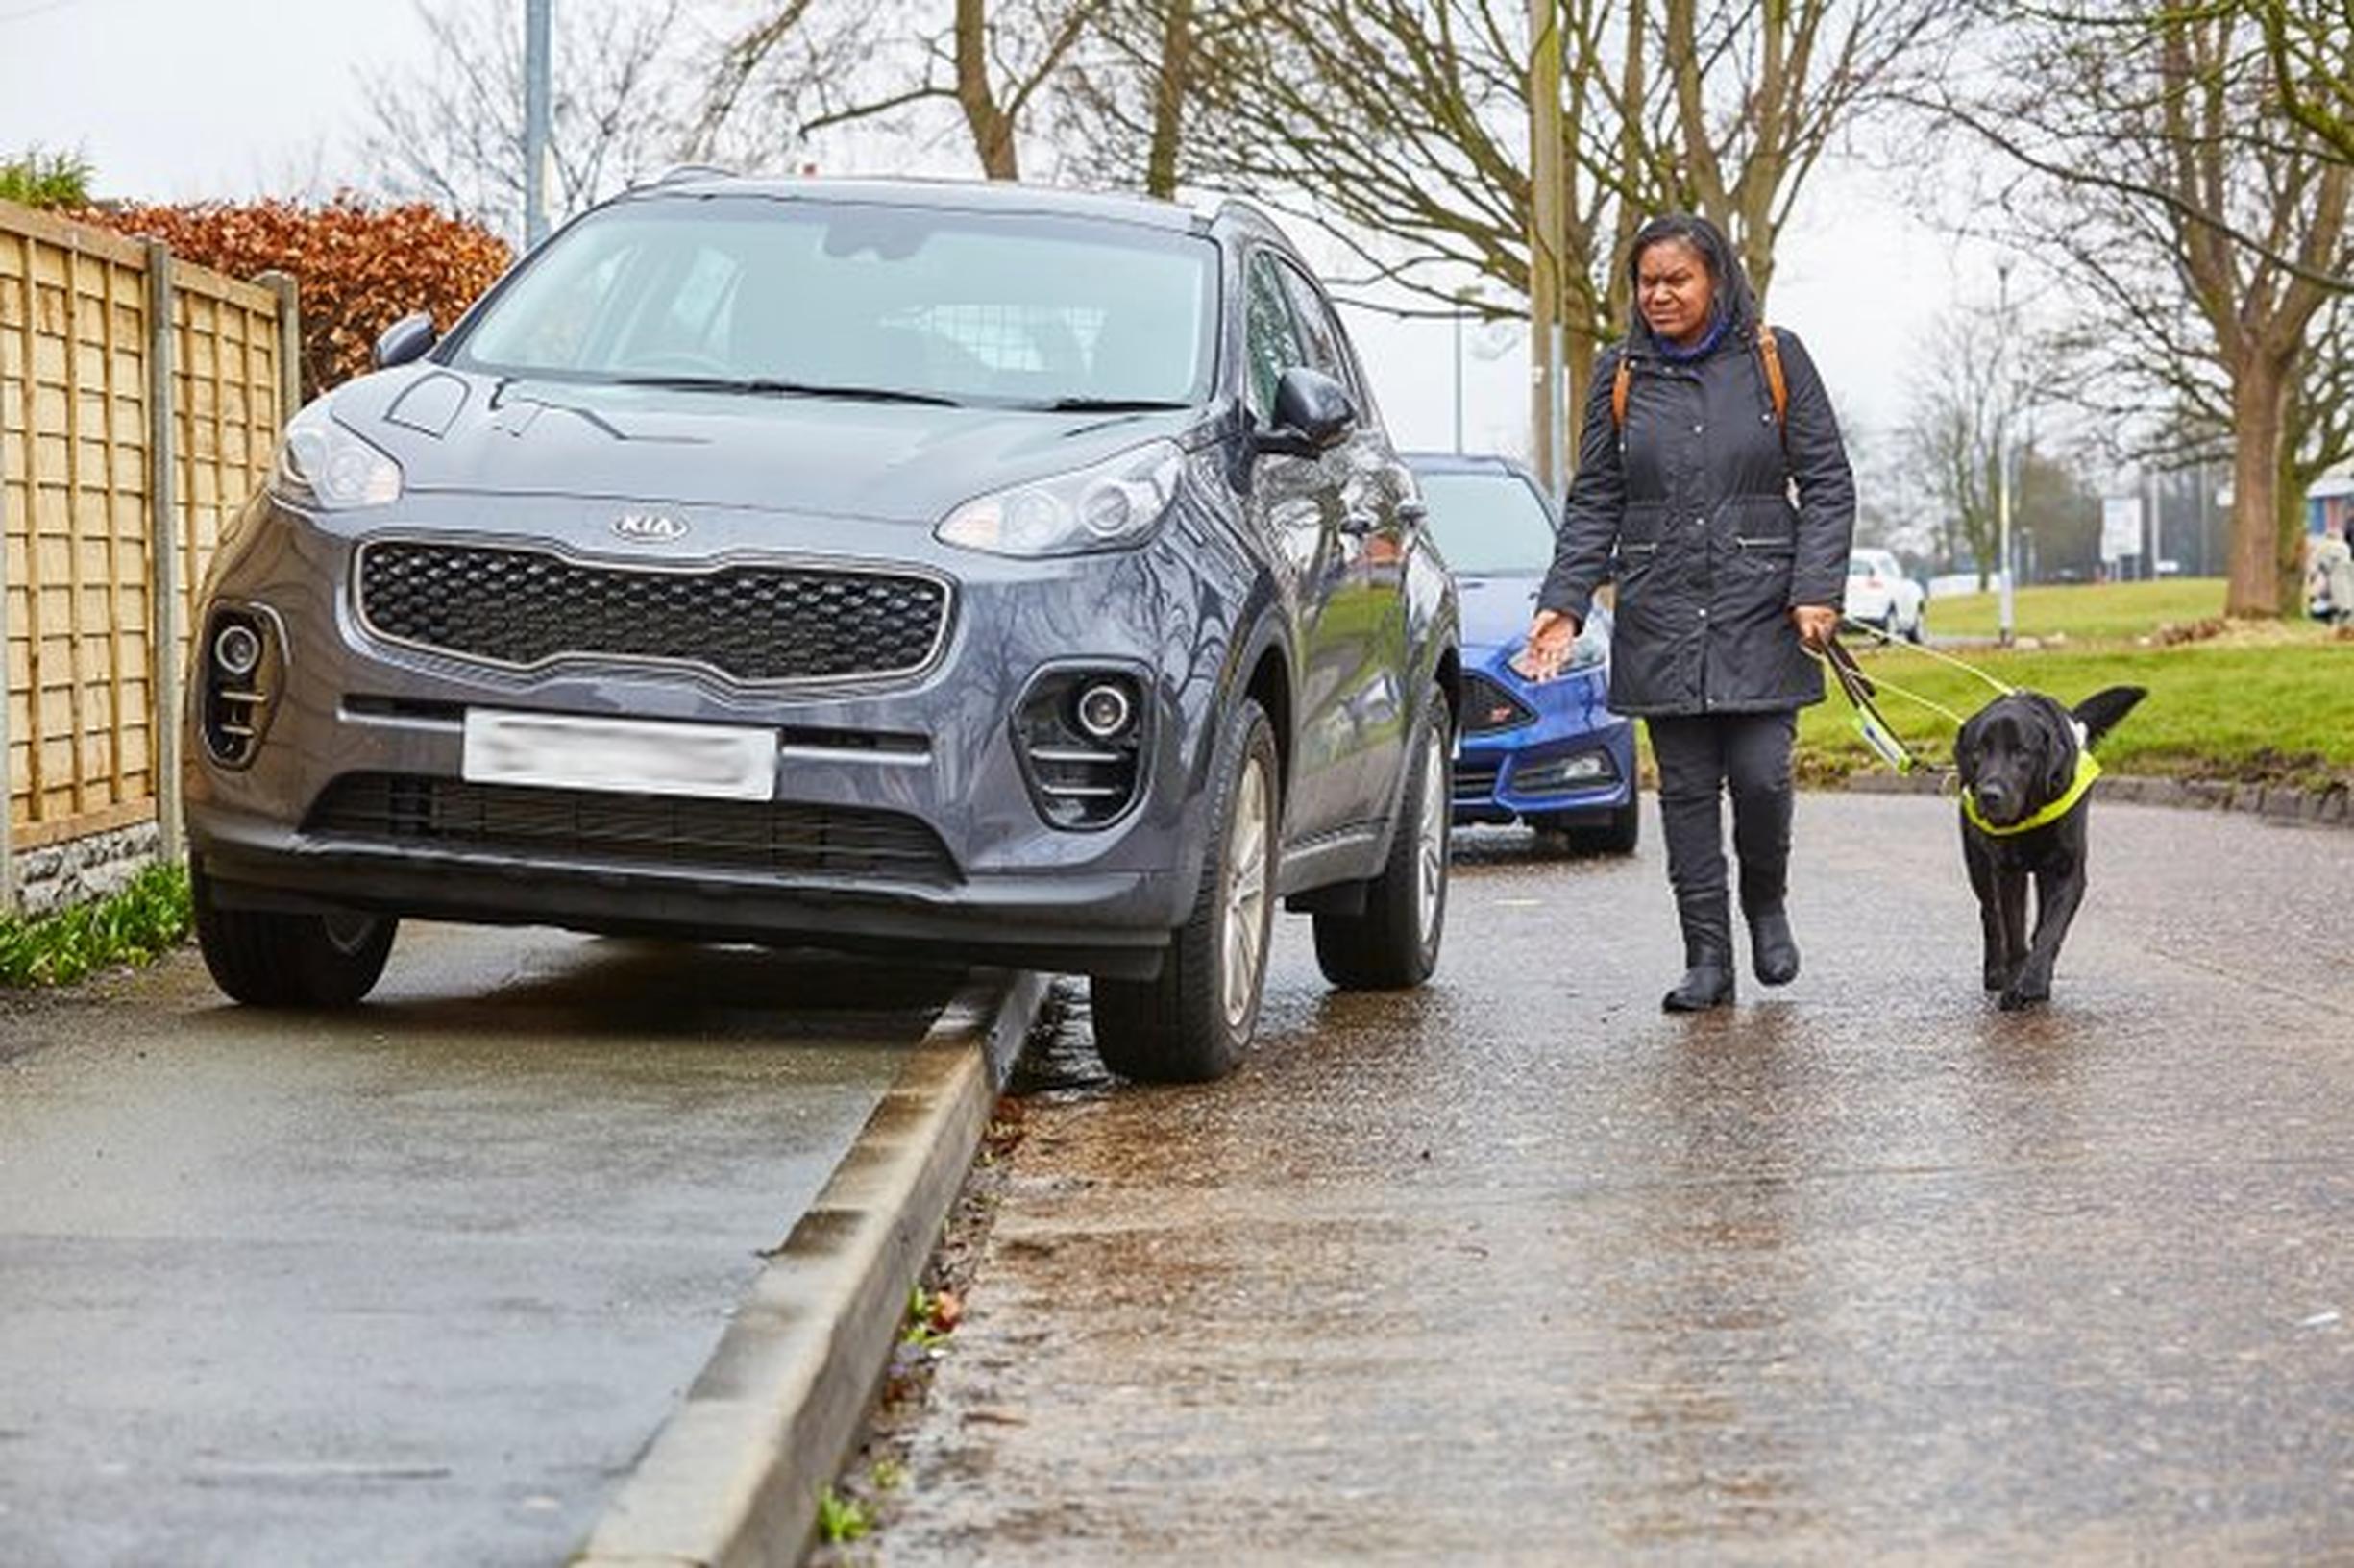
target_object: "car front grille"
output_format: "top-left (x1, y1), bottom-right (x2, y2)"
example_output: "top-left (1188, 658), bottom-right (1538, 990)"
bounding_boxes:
top-left (356, 540), bottom-right (949, 684)
top-left (1461, 673), bottom-right (1536, 735)
top-left (305, 773), bottom-right (958, 885)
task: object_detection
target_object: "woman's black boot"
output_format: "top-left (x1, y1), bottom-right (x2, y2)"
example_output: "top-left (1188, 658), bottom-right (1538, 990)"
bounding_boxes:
top-left (1663, 951), bottom-right (1736, 1012)
top-left (1747, 904), bottom-right (1801, 987)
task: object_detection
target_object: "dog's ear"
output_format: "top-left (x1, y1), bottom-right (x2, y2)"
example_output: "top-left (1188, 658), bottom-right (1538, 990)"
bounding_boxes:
top-left (1952, 706), bottom-right (1984, 781)
top-left (2038, 702), bottom-right (2077, 799)
top-left (2072, 686), bottom-right (2146, 750)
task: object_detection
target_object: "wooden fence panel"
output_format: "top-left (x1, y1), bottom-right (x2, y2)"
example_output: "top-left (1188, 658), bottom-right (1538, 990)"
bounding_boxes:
top-left (1, 201), bottom-right (289, 884)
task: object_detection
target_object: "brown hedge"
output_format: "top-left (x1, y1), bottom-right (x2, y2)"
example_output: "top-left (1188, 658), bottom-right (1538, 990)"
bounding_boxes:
top-left (70, 196), bottom-right (512, 401)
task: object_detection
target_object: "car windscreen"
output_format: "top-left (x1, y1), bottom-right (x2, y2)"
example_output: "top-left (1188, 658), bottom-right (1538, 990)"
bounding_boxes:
top-left (448, 197), bottom-right (1218, 408)
top-left (1417, 470), bottom-right (1558, 576)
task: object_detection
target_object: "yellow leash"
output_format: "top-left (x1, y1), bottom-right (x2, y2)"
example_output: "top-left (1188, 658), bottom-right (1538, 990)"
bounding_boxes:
top-left (1815, 618), bottom-right (2017, 777)
top-left (1821, 619), bottom-right (2103, 832)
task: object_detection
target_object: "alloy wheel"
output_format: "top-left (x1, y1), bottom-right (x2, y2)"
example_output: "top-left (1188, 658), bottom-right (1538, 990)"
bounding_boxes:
top-left (1414, 725), bottom-right (1448, 943)
top-left (1221, 751), bottom-right (1274, 1031)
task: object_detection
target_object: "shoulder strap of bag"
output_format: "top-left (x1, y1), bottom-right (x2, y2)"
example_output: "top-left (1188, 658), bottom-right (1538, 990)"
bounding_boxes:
top-left (1608, 329), bottom-right (1788, 430)
top-left (1755, 324), bottom-right (1788, 427)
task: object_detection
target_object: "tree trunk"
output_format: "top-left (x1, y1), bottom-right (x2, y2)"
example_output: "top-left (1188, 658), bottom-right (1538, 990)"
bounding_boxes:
top-left (2223, 352), bottom-right (2293, 617)
top-left (1143, 0), bottom-right (1194, 199)
top-left (955, 0), bottom-right (1019, 180)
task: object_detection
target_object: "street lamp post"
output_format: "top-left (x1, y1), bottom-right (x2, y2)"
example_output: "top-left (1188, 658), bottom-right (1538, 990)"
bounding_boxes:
top-left (1452, 302), bottom-right (1465, 454)
top-left (524, 0), bottom-right (552, 249)
top-left (1996, 257), bottom-right (2016, 646)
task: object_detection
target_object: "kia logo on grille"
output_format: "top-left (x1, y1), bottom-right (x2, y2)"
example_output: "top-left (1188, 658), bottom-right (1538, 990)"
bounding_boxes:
top-left (614, 512), bottom-right (689, 543)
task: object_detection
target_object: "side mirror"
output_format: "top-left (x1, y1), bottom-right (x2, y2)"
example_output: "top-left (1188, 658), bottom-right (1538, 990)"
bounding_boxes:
top-left (1253, 366), bottom-right (1357, 458)
top-left (373, 311), bottom-right (438, 371)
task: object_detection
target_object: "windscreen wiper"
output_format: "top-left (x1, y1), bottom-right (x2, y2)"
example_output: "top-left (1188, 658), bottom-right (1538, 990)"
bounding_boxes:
top-left (614, 375), bottom-right (961, 407)
top-left (1037, 396), bottom-right (1194, 413)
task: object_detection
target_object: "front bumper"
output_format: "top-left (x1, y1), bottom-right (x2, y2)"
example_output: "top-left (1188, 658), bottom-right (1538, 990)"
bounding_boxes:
top-left (1450, 662), bottom-right (1635, 824)
top-left (184, 488), bottom-right (1252, 974)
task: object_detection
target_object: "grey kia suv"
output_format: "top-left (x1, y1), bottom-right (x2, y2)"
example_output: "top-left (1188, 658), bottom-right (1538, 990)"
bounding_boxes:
top-left (185, 175), bottom-right (1460, 1081)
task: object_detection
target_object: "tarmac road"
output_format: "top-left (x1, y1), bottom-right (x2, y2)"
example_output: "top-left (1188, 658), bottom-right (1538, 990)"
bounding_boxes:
top-left (0, 924), bottom-right (959, 1567)
top-left (881, 795), bottom-right (2354, 1564)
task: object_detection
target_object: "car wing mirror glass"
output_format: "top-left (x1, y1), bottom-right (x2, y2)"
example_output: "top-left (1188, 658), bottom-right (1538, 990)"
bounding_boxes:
top-left (373, 311), bottom-right (438, 371)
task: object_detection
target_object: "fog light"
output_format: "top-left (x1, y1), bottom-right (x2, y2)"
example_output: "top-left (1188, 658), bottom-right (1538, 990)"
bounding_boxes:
top-left (1074, 681), bottom-right (1135, 742)
top-left (213, 622), bottom-right (263, 678)
top-left (1517, 749), bottom-right (1615, 795)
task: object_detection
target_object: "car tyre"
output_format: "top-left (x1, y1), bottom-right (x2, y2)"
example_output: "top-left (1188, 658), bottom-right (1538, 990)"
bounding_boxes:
top-left (1573, 794), bottom-right (1642, 855)
top-left (193, 866), bottom-right (397, 1008)
top-left (1529, 792), bottom-right (1641, 857)
top-left (1312, 686), bottom-right (1451, 990)
top-left (1091, 697), bottom-right (1280, 1083)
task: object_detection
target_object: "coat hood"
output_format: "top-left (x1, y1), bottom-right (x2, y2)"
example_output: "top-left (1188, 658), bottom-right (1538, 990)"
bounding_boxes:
top-left (1624, 213), bottom-right (1759, 359)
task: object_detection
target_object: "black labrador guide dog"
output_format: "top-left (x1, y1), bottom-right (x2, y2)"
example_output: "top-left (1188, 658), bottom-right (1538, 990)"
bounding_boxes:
top-left (1953, 685), bottom-right (2146, 1010)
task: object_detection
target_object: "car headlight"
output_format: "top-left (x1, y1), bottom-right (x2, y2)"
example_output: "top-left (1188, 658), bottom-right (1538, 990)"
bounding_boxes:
top-left (936, 440), bottom-right (1183, 557)
top-left (268, 402), bottom-right (403, 510)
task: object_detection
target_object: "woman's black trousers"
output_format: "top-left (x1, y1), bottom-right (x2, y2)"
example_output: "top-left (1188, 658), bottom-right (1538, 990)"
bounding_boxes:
top-left (1645, 711), bottom-right (1797, 965)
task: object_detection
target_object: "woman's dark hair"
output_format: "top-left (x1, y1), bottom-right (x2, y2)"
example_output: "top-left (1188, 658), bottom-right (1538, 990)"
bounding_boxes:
top-left (1624, 211), bottom-right (1756, 338)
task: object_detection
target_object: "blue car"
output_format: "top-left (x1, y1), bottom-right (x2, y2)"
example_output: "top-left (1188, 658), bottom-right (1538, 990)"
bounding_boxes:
top-left (1406, 453), bottom-right (1640, 853)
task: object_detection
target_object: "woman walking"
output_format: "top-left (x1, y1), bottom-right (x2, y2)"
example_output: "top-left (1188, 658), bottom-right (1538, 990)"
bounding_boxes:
top-left (1517, 213), bottom-right (1855, 1012)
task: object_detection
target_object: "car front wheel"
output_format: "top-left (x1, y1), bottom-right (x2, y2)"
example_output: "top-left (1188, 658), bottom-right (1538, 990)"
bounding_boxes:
top-left (193, 867), bottom-right (397, 1008)
top-left (1091, 697), bottom-right (1280, 1083)
top-left (1312, 685), bottom-right (1451, 990)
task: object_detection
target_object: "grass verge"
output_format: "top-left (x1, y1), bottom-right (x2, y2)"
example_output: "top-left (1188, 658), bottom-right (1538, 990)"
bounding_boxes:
top-left (1796, 636), bottom-right (2354, 791)
top-left (0, 862), bottom-right (193, 988)
top-left (1925, 577), bottom-right (2234, 642)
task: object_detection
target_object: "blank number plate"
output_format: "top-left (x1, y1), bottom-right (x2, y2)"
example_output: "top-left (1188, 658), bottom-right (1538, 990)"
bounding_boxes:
top-left (461, 710), bottom-right (775, 801)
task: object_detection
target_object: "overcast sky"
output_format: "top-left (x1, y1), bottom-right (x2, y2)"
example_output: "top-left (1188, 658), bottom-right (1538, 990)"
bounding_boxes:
top-left (1, 0), bottom-right (1996, 466)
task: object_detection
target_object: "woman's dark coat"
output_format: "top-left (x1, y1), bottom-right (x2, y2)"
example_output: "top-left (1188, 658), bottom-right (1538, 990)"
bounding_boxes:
top-left (1538, 234), bottom-right (1856, 717)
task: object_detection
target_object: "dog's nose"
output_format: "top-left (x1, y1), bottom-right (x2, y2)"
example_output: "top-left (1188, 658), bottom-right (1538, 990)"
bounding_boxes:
top-left (1977, 782), bottom-right (2010, 813)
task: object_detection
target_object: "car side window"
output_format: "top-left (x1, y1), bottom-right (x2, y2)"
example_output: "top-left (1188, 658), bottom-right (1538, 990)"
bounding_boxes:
top-left (1274, 260), bottom-right (1353, 396)
top-left (1244, 254), bottom-right (1306, 424)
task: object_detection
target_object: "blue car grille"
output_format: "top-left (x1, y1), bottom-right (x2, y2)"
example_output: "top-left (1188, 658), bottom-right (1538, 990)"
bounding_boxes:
top-left (1461, 673), bottom-right (1535, 735)
top-left (356, 541), bottom-right (949, 684)
top-left (304, 773), bottom-right (959, 885)
top-left (1453, 756), bottom-right (1504, 800)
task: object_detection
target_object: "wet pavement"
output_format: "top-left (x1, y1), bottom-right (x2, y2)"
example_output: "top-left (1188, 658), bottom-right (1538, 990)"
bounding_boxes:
top-left (0, 925), bottom-right (958, 1567)
top-left (883, 796), bottom-right (2354, 1563)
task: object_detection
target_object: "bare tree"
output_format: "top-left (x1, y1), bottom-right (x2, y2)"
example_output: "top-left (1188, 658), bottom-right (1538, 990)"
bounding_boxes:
top-left (1931, 4), bottom-right (2353, 617)
top-left (2247, 0), bottom-right (2354, 168)
top-left (356, 0), bottom-right (707, 240)
top-left (1181, 0), bottom-right (1961, 465)
top-left (1900, 307), bottom-right (2035, 587)
top-left (1055, 0), bottom-right (1265, 198)
top-left (709, 0), bottom-right (1098, 182)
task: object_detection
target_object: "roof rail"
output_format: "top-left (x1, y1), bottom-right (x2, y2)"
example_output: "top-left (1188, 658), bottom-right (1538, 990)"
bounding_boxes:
top-left (649, 164), bottom-right (736, 186)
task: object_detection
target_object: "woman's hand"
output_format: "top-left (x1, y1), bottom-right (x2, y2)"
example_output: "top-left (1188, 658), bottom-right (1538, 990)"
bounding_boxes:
top-left (1512, 608), bottom-right (1582, 682)
top-left (1790, 604), bottom-right (1839, 652)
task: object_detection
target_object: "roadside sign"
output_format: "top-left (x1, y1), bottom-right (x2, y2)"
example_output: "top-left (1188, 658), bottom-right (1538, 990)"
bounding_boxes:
top-left (2101, 496), bottom-right (2142, 562)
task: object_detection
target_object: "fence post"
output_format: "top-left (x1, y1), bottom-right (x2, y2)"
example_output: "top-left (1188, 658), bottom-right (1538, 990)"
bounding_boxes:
top-left (0, 342), bottom-right (14, 914)
top-left (144, 241), bottom-right (183, 863)
top-left (257, 269), bottom-right (302, 422)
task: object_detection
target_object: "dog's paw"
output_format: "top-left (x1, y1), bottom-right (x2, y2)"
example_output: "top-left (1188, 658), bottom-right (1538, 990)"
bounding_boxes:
top-left (1983, 964), bottom-right (2013, 992)
top-left (1998, 978), bottom-right (2050, 1011)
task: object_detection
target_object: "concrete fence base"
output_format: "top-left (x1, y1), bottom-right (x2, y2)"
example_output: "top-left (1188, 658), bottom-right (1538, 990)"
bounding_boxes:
top-left (8, 823), bottom-right (164, 920)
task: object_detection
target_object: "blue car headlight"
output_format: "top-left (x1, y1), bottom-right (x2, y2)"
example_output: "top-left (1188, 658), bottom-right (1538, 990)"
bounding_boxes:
top-left (936, 440), bottom-right (1184, 558)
